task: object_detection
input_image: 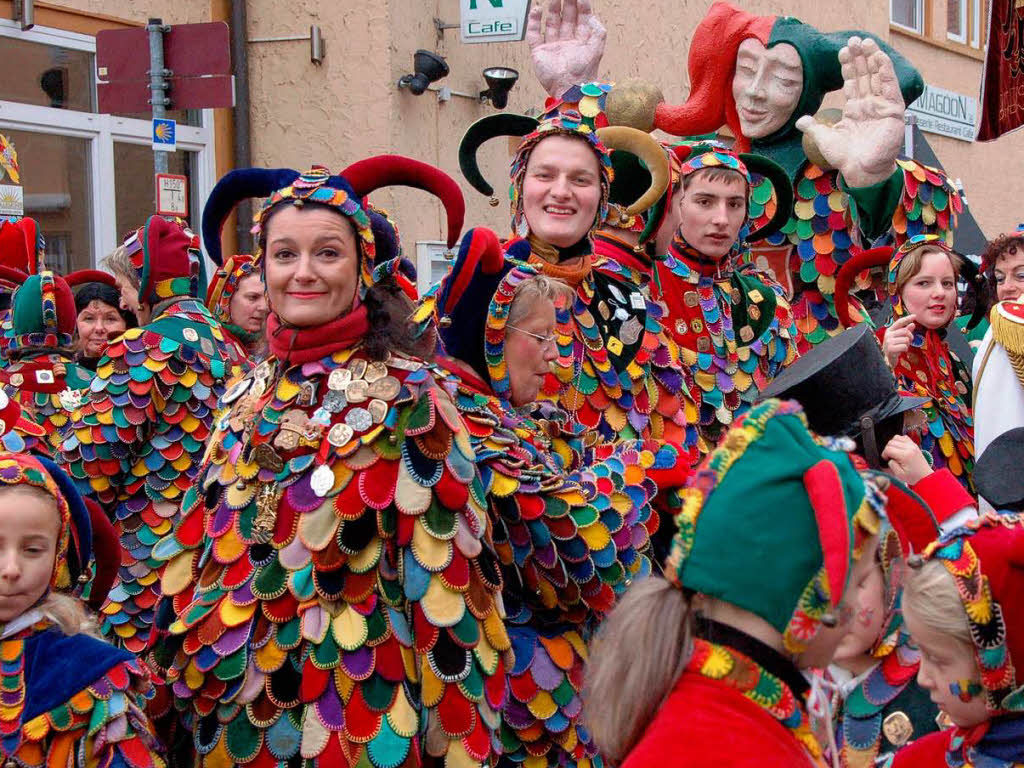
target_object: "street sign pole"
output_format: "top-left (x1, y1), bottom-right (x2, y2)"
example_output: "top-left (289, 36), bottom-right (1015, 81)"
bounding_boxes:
top-left (148, 18), bottom-right (169, 175)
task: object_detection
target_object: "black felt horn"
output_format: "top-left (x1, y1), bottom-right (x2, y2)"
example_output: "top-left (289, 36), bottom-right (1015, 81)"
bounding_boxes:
top-left (458, 114), bottom-right (539, 198)
top-left (201, 168), bottom-right (301, 265)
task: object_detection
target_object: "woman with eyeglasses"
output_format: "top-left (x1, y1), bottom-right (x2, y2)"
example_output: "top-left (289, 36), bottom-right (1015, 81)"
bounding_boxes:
top-left (428, 228), bottom-right (690, 768)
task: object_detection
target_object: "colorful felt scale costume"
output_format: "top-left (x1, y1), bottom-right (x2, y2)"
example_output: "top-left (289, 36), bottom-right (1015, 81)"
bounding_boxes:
top-left (835, 236), bottom-right (974, 491)
top-left (151, 159), bottom-right (513, 768)
top-left (892, 512), bottom-right (1024, 768)
top-left (458, 112), bottom-right (698, 453)
top-left (599, 1), bottom-right (961, 351)
top-left (58, 217), bottom-right (234, 653)
top-left (205, 254), bottom-right (261, 377)
top-left (0, 271), bottom-right (95, 455)
top-left (0, 452), bottom-right (165, 768)
top-left (428, 227), bottom-right (689, 767)
top-left (622, 400), bottom-right (871, 768)
top-left (652, 142), bottom-right (799, 446)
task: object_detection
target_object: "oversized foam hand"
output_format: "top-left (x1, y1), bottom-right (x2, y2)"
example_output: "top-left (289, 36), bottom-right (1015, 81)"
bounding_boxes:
top-left (526, 0), bottom-right (607, 99)
top-left (796, 37), bottom-right (905, 188)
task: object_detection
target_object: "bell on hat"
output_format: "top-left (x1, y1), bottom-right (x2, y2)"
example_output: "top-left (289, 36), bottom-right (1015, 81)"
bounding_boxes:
top-left (758, 325), bottom-right (928, 466)
top-left (973, 428), bottom-right (1024, 511)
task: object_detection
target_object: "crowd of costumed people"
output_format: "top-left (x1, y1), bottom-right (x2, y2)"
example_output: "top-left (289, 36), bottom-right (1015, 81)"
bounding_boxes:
top-left (2, 2), bottom-right (1024, 767)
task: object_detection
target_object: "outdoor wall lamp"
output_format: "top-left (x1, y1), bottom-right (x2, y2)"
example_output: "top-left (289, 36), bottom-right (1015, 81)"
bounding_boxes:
top-left (397, 50), bottom-right (450, 95)
top-left (479, 67), bottom-right (518, 108)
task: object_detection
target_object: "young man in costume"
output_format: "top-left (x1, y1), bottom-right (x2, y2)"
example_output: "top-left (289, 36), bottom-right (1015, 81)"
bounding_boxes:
top-left (528, 0), bottom-right (962, 352)
top-left (58, 217), bottom-right (234, 653)
top-left (459, 111), bottom-right (699, 454)
top-left (652, 140), bottom-right (799, 446)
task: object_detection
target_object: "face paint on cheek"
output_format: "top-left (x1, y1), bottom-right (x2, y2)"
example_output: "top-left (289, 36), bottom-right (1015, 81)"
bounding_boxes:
top-left (856, 607), bottom-right (875, 628)
top-left (949, 679), bottom-right (984, 702)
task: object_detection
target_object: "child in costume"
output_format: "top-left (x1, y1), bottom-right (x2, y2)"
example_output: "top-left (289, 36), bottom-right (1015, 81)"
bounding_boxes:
top-left (429, 227), bottom-right (689, 767)
top-left (836, 235), bottom-right (974, 492)
top-left (58, 217), bottom-right (235, 653)
top-left (204, 255), bottom-right (266, 376)
top-left (584, 398), bottom-right (872, 767)
top-left (826, 470), bottom-right (976, 765)
top-left (653, 140), bottom-right (799, 446)
top-left (0, 451), bottom-right (164, 768)
top-left (0, 271), bottom-right (95, 455)
top-left (892, 510), bottom-right (1024, 766)
top-left (151, 159), bottom-right (513, 768)
top-left (458, 113), bottom-right (698, 453)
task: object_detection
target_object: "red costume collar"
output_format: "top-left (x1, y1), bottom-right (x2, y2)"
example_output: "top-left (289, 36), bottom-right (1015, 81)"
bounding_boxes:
top-left (266, 305), bottom-right (370, 366)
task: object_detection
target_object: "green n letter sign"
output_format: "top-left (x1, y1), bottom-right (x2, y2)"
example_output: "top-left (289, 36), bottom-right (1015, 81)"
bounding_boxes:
top-left (460, 0), bottom-right (531, 43)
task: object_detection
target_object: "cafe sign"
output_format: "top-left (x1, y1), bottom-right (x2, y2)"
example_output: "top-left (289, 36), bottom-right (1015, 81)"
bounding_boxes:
top-left (907, 83), bottom-right (978, 142)
top-left (460, 0), bottom-right (531, 43)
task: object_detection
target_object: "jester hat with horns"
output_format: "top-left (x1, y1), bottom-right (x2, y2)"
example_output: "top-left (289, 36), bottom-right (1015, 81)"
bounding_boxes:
top-left (458, 111), bottom-right (670, 237)
top-left (202, 156), bottom-right (465, 298)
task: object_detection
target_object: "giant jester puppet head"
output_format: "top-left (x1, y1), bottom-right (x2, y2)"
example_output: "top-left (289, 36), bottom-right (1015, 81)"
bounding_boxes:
top-left (605, 2), bottom-right (923, 164)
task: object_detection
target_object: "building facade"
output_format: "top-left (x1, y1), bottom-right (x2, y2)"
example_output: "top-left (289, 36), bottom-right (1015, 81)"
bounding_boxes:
top-left (0, 0), bottom-right (1016, 280)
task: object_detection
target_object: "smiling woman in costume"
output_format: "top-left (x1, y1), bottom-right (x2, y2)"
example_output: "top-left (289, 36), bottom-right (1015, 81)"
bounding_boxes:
top-left (427, 227), bottom-right (689, 766)
top-left (459, 112), bottom-right (698, 456)
top-left (72, 268), bottom-right (135, 369)
top-left (151, 159), bottom-right (512, 768)
top-left (836, 235), bottom-right (973, 492)
top-left (57, 217), bottom-right (235, 654)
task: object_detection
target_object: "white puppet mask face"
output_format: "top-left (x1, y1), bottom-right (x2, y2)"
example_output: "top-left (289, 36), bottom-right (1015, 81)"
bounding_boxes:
top-left (732, 39), bottom-right (804, 139)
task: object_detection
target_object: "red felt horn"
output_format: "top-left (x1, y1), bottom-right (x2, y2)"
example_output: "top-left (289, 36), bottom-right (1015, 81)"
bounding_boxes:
top-left (834, 247), bottom-right (894, 328)
top-left (0, 265), bottom-right (27, 289)
top-left (65, 269), bottom-right (117, 289)
top-left (340, 155), bottom-right (465, 249)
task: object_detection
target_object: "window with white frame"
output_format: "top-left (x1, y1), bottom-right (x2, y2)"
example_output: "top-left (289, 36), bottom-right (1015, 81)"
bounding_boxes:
top-left (0, 20), bottom-right (216, 271)
top-left (971, 0), bottom-right (986, 48)
top-left (891, 0), bottom-right (925, 33)
top-left (948, 0), bottom-right (968, 43)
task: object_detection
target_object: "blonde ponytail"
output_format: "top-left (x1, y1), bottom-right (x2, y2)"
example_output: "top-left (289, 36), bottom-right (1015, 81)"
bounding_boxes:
top-left (583, 577), bottom-right (695, 763)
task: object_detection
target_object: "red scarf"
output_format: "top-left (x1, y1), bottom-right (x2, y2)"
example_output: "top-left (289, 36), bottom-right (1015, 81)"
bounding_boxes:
top-left (266, 305), bottom-right (370, 365)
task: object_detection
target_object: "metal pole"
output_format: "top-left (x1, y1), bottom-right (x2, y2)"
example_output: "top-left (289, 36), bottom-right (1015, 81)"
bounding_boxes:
top-left (148, 18), bottom-right (169, 175)
top-left (231, 0), bottom-right (253, 252)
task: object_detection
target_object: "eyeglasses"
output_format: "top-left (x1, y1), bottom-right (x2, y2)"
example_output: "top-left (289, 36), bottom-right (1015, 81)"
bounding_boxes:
top-left (507, 324), bottom-right (557, 345)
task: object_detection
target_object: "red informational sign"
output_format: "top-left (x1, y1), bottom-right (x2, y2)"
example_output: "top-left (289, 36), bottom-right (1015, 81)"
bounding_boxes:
top-left (96, 22), bottom-right (234, 114)
top-left (98, 75), bottom-right (234, 113)
top-left (976, 0), bottom-right (1024, 141)
top-left (155, 173), bottom-right (189, 217)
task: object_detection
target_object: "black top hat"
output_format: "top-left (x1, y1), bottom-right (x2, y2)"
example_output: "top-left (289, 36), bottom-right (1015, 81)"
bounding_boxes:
top-left (974, 428), bottom-right (1024, 511)
top-left (758, 324), bottom-right (929, 438)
